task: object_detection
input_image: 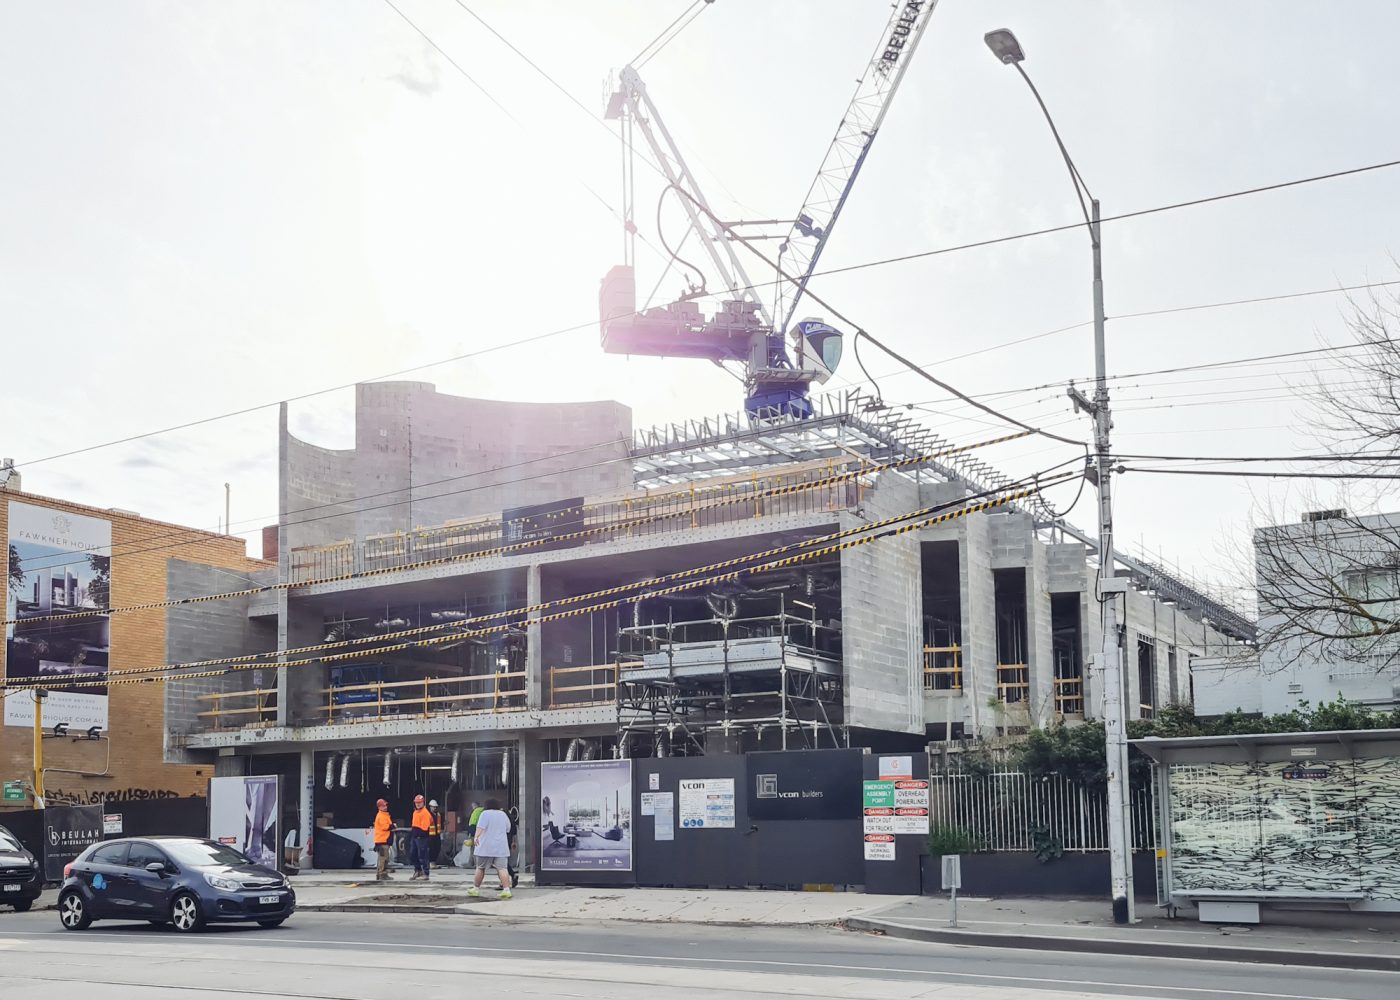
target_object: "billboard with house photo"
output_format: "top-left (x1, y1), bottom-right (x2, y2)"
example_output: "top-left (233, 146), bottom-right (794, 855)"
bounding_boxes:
top-left (5, 501), bottom-right (112, 729)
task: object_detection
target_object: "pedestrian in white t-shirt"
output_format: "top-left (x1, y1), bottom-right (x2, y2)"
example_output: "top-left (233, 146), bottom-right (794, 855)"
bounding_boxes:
top-left (467, 799), bottom-right (514, 899)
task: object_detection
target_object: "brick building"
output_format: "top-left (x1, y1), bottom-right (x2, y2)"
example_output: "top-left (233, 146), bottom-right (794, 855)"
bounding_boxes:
top-left (1, 487), bottom-right (273, 809)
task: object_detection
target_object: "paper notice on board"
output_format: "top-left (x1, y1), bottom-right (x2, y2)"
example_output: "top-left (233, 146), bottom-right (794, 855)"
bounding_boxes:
top-left (649, 772), bottom-right (660, 791)
top-left (678, 778), bottom-right (736, 828)
top-left (640, 792), bottom-right (658, 816)
top-left (653, 792), bottom-right (674, 841)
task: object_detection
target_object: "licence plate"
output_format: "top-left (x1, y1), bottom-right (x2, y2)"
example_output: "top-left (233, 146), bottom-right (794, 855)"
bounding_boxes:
top-left (259, 894), bottom-right (280, 904)
top-left (2, 884), bottom-right (19, 892)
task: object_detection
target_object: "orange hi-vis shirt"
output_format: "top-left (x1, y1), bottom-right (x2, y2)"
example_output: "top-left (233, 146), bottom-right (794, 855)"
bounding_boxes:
top-left (412, 807), bottom-right (432, 834)
top-left (373, 811), bottom-right (393, 845)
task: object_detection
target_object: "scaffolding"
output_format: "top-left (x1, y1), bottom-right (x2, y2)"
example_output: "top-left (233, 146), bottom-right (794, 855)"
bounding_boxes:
top-left (615, 600), bottom-right (844, 755)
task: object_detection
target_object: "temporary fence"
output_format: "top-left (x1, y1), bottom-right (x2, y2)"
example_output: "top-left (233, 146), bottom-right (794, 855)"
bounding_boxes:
top-left (928, 769), bottom-right (1157, 853)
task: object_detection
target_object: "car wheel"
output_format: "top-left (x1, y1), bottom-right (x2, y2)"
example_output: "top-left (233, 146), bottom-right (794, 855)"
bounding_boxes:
top-left (170, 892), bottom-right (205, 933)
top-left (11, 899), bottom-right (32, 913)
top-left (58, 892), bottom-right (92, 931)
top-left (257, 918), bottom-right (286, 929)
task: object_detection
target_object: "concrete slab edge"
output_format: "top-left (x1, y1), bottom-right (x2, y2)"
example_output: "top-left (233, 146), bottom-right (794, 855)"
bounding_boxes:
top-left (841, 917), bottom-right (1400, 973)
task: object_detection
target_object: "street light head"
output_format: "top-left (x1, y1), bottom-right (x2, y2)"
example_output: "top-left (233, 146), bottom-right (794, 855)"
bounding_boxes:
top-left (984, 28), bottom-right (1025, 65)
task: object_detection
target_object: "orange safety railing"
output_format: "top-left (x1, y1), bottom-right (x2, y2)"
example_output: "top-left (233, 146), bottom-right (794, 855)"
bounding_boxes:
top-left (922, 645), bottom-right (963, 691)
top-left (1054, 676), bottom-right (1085, 716)
top-left (996, 664), bottom-right (1030, 704)
top-left (195, 688), bottom-right (278, 730)
top-left (319, 671), bottom-right (526, 724)
top-left (547, 662), bottom-right (638, 708)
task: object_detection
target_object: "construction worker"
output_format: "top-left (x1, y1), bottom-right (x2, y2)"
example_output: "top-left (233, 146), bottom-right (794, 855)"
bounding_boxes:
top-left (409, 794), bottom-right (432, 880)
top-left (427, 799), bottom-right (443, 868)
top-left (370, 799), bottom-right (394, 881)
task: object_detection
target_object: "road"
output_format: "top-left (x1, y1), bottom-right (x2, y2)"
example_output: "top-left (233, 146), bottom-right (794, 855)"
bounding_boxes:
top-left (0, 910), bottom-right (1395, 999)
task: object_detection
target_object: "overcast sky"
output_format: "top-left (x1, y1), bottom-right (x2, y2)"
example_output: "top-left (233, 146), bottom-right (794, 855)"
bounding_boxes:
top-left (3, 1), bottom-right (1397, 606)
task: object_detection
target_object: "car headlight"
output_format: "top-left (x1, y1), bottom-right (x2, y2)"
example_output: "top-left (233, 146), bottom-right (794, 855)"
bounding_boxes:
top-left (204, 873), bottom-right (242, 892)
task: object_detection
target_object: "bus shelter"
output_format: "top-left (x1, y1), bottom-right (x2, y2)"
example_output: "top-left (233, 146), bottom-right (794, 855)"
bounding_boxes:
top-left (1133, 729), bottom-right (1400, 923)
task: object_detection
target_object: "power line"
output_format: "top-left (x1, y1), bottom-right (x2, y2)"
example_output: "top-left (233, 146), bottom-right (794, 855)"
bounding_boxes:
top-left (7, 429), bottom-right (1035, 622)
top-left (1121, 467), bottom-right (1400, 481)
top-left (630, 1), bottom-right (704, 67)
top-left (1, 469), bottom-right (1077, 690)
top-left (18, 159), bottom-right (1400, 473)
top-left (635, 0), bottom-right (711, 69)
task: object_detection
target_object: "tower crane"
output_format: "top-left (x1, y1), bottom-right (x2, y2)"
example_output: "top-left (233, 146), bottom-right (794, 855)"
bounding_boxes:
top-left (599, 1), bottom-right (940, 419)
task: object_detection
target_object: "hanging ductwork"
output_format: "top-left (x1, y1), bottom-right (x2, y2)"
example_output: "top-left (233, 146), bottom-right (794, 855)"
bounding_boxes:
top-left (501, 748), bottom-right (511, 789)
top-left (451, 749), bottom-right (460, 783)
top-left (654, 733), bottom-right (668, 757)
top-left (615, 733), bottom-right (630, 760)
top-left (324, 755), bottom-right (337, 791)
top-left (632, 600), bottom-right (642, 628)
top-left (565, 737), bottom-right (585, 762)
top-left (582, 741), bottom-right (598, 761)
top-left (382, 752), bottom-right (393, 787)
top-left (338, 754), bottom-right (352, 789)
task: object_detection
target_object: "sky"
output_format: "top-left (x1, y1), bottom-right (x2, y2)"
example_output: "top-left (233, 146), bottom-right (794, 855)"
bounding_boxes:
top-left (3, 0), bottom-right (1398, 609)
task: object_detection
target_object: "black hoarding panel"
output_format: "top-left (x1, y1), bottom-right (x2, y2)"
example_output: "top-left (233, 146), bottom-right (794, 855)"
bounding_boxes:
top-left (43, 805), bottom-right (103, 881)
top-left (502, 497), bottom-right (586, 552)
top-left (747, 749), bottom-right (863, 821)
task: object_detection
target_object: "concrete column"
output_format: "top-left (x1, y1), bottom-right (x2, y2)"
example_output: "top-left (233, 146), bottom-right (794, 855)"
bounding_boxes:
top-left (299, 749), bottom-right (315, 860)
top-left (961, 513), bottom-right (996, 738)
top-left (1026, 544), bottom-right (1055, 727)
top-left (516, 735), bottom-right (543, 874)
top-left (282, 602), bottom-right (326, 727)
top-left (526, 565), bottom-right (543, 710)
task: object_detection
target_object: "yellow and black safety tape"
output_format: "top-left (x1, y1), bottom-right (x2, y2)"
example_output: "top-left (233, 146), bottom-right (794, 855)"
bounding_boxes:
top-left (0, 474), bottom-right (1073, 694)
top-left (4, 429), bottom-right (1032, 627)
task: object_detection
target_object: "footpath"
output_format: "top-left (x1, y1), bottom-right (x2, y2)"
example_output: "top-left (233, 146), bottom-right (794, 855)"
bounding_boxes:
top-left (849, 894), bottom-right (1400, 973)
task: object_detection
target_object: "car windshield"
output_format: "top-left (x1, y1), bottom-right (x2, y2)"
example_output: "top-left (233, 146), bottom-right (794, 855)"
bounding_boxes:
top-left (0, 831), bottom-right (23, 852)
top-left (161, 840), bottom-right (253, 868)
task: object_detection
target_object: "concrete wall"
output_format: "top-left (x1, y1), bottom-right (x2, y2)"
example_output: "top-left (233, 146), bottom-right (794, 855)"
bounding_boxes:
top-left (280, 383), bottom-right (633, 553)
top-left (1191, 655), bottom-right (1265, 715)
top-left (165, 560), bottom-right (276, 761)
top-left (842, 473), bottom-right (923, 734)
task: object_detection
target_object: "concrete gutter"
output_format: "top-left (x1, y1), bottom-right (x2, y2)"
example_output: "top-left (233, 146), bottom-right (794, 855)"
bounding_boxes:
top-left (842, 915), bottom-right (1400, 973)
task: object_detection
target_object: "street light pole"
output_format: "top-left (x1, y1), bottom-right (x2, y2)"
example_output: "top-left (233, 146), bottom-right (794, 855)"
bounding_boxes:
top-left (985, 28), bottom-right (1133, 924)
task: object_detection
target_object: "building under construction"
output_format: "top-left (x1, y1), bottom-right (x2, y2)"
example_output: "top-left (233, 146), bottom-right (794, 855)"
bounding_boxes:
top-left (170, 381), bottom-right (1251, 863)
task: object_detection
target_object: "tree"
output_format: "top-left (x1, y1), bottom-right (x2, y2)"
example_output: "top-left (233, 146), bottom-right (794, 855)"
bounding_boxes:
top-left (1246, 284), bottom-right (1400, 670)
top-left (7, 543), bottom-right (21, 595)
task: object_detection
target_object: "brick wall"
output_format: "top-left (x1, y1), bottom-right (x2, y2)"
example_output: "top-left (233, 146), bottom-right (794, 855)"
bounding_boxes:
top-left (1, 491), bottom-right (270, 808)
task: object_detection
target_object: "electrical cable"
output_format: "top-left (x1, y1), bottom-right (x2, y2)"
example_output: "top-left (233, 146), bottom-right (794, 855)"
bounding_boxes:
top-left (17, 159), bottom-right (1399, 473)
top-left (1120, 467), bottom-right (1400, 481)
top-left (629, 1), bottom-right (704, 67)
top-left (1, 467), bottom-right (1078, 691)
top-left (664, 183), bottom-right (1089, 451)
top-left (6, 429), bottom-right (1036, 626)
top-left (635, 0), bottom-right (711, 69)
top-left (656, 185), bottom-right (708, 294)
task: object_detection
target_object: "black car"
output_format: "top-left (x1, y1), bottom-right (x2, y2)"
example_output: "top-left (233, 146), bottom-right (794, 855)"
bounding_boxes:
top-left (57, 836), bottom-right (296, 932)
top-left (0, 824), bottom-right (43, 912)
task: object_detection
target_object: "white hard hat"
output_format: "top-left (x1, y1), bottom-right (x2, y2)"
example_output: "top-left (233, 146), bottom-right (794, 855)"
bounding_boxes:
top-left (428, 799), bottom-right (439, 808)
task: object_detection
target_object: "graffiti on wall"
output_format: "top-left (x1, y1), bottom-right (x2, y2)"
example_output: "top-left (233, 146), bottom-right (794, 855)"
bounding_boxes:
top-left (44, 787), bottom-right (186, 806)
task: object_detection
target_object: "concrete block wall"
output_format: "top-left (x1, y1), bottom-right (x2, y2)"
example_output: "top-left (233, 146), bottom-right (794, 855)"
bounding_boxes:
top-left (841, 473), bottom-right (923, 734)
top-left (0, 491), bottom-right (269, 808)
top-left (165, 559), bottom-right (276, 761)
top-left (279, 383), bottom-right (634, 553)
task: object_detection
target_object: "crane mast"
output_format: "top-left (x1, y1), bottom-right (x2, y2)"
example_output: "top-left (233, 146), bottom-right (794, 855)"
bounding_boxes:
top-left (775, 1), bottom-right (939, 339)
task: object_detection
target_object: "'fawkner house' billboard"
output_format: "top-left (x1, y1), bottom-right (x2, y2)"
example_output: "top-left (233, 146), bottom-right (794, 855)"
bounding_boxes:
top-left (4, 501), bottom-right (112, 729)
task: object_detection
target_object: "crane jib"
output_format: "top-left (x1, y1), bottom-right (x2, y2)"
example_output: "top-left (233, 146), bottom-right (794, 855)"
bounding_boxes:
top-left (879, 2), bottom-right (928, 76)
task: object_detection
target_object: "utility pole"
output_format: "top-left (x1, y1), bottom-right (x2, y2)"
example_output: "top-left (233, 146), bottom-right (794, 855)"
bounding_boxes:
top-left (985, 29), bottom-right (1133, 924)
top-left (32, 688), bottom-right (47, 806)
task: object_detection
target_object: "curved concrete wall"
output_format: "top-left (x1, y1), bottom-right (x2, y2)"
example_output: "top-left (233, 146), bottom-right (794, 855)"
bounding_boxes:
top-left (280, 382), bottom-right (633, 554)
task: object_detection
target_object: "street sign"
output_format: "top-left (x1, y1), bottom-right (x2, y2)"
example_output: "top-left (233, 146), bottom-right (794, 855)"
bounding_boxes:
top-left (941, 854), bottom-right (962, 890)
top-left (2, 782), bottom-right (25, 802)
top-left (942, 854), bottom-right (962, 927)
